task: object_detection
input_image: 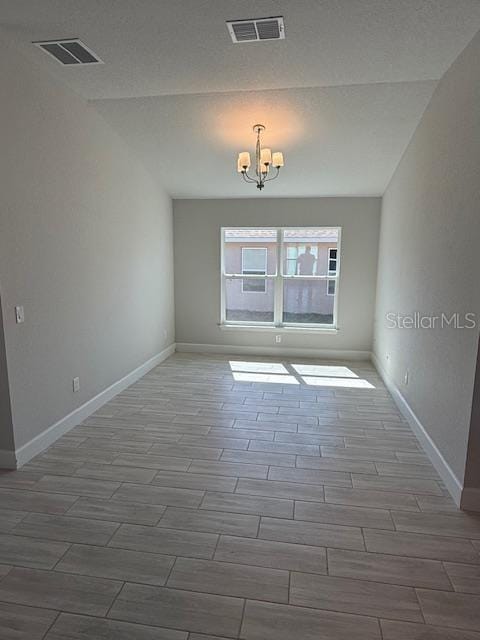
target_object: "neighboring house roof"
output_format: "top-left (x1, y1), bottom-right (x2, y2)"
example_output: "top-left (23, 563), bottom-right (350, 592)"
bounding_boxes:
top-left (225, 228), bottom-right (339, 243)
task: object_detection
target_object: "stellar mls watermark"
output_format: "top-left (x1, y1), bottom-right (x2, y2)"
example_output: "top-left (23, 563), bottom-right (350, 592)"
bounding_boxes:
top-left (386, 312), bottom-right (477, 329)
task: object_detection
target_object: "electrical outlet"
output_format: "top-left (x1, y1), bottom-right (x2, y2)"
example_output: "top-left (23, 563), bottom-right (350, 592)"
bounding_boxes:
top-left (404, 370), bottom-right (409, 386)
top-left (275, 335), bottom-right (282, 344)
top-left (15, 306), bottom-right (25, 324)
top-left (73, 377), bottom-right (80, 393)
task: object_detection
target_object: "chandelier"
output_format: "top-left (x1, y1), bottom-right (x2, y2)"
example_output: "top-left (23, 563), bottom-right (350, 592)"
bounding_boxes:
top-left (237, 124), bottom-right (284, 190)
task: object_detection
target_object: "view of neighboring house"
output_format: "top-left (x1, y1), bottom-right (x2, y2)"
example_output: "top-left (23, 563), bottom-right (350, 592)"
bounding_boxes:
top-left (223, 228), bottom-right (339, 325)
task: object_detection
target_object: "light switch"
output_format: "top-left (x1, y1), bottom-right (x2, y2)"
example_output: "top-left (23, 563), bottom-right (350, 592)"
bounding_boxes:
top-left (15, 306), bottom-right (25, 324)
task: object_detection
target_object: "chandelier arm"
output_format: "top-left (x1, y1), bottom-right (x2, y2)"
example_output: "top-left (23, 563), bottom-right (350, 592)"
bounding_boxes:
top-left (242, 171), bottom-right (258, 184)
top-left (263, 167), bottom-right (281, 182)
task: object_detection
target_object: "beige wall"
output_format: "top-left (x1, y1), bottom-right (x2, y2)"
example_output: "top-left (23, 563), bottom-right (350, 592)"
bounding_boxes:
top-left (0, 35), bottom-right (175, 455)
top-left (173, 197), bottom-right (380, 355)
top-left (373, 31), bottom-right (480, 487)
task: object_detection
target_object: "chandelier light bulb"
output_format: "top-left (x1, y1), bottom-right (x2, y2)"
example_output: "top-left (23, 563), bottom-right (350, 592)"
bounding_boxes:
top-left (260, 147), bottom-right (272, 166)
top-left (272, 151), bottom-right (284, 168)
top-left (238, 151), bottom-right (251, 170)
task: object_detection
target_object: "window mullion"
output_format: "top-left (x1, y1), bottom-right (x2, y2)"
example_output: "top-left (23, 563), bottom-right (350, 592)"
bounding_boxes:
top-left (220, 228), bottom-right (226, 324)
top-left (274, 228), bottom-right (283, 326)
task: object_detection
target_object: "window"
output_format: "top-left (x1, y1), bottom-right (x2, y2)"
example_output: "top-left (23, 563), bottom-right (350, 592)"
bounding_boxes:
top-left (221, 227), bottom-right (340, 328)
top-left (241, 247), bottom-right (267, 293)
top-left (328, 248), bottom-right (337, 275)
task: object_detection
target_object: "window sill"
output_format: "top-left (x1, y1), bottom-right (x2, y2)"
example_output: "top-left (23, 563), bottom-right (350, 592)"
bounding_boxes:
top-left (218, 323), bottom-right (339, 334)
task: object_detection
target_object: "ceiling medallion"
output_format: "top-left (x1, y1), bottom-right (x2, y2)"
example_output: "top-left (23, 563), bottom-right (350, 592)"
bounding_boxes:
top-left (237, 124), bottom-right (284, 190)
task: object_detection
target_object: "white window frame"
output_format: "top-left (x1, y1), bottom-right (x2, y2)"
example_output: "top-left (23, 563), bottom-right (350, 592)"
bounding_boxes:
top-left (327, 247), bottom-right (338, 276)
top-left (326, 279), bottom-right (336, 296)
top-left (241, 247), bottom-right (267, 293)
top-left (220, 227), bottom-right (341, 330)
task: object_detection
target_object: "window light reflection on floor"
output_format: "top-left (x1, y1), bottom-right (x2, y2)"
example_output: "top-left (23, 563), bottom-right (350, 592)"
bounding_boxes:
top-left (292, 364), bottom-right (358, 378)
top-left (229, 361), bottom-right (289, 374)
top-left (228, 361), bottom-right (374, 388)
top-left (231, 371), bottom-right (299, 384)
top-left (301, 376), bottom-right (374, 388)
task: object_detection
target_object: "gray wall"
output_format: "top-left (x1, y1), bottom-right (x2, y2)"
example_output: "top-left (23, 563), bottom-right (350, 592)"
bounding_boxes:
top-left (174, 198), bottom-right (381, 354)
top-left (0, 35), bottom-right (175, 452)
top-left (373, 31), bottom-right (480, 484)
top-left (464, 337), bottom-right (480, 503)
top-left (0, 295), bottom-right (14, 452)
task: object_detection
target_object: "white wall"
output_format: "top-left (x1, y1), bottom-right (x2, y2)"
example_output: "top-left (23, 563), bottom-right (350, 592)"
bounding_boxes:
top-left (373, 31), bottom-right (480, 493)
top-left (0, 35), bottom-right (175, 460)
top-left (174, 198), bottom-right (380, 357)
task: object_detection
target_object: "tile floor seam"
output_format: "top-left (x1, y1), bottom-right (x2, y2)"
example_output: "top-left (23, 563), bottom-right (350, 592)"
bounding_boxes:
top-left (441, 560), bottom-right (457, 592)
top-left (104, 580), bottom-right (127, 620)
top-left (40, 609), bottom-right (61, 640)
top-left (164, 554), bottom-right (180, 584)
top-left (238, 597), bottom-right (248, 639)
top-left (50, 541), bottom-right (74, 570)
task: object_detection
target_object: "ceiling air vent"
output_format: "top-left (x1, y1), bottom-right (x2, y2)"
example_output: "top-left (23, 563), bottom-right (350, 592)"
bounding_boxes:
top-left (227, 17), bottom-right (285, 43)
top-left (33, 39), bottom-right (103, 65)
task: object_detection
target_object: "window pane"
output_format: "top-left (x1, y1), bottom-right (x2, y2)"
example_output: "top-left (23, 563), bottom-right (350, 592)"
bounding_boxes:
top-left (242, 247), bottom-right (267, 273)
top-left (283, 278), bottom-right (334, 324)
top-left (225, 278), bottom-right (274, 323)
top-left (282, 228), bottom-right (338, 276)
top-left (285, 258), bottom-right (297, 276)
top-left (243, 278), bottom-right (266, 293)
top-left (224, 229), bottom-right (276, 275)
top-left (327, 279), bottom-right (336, 295)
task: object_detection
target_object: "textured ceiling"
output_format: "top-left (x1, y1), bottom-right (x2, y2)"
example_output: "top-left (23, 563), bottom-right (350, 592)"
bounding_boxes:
top-left (1, 0), bottom-right (479, 196)
top-left (1, 0), bottom-right (479, 99)
top-left (93, 81), bottom-right (436, 198)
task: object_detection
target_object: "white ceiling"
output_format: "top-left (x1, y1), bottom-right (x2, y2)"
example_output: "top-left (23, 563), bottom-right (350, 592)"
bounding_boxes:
top-left (1, 1), bottom-right (480, 197)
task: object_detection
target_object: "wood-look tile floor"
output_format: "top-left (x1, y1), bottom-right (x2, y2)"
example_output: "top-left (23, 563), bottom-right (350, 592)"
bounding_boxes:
top-left (1, 353), bottom-right (480, 639)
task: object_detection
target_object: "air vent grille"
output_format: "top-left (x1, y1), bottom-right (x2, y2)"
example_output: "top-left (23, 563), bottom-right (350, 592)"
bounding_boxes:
top-left (227, 17), bottom-right (285, 43)
top-left (33, 39), bottom-right (103, 65)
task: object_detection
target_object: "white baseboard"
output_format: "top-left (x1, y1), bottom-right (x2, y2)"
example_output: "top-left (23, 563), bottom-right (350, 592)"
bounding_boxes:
top-left (176, 342), bottom-right (371, 361)
top-left (371, 352), bottom-right (463, 507)
top-left (6, 344), bottom-right (176, 470)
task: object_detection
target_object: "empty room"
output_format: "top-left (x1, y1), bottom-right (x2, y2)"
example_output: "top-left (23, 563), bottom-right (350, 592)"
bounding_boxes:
top-left (1, 1), bottom-right (480, 638)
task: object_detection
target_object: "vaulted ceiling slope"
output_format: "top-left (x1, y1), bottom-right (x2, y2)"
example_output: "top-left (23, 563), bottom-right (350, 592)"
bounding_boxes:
top-left (1, 1), bottom-right (480, 196)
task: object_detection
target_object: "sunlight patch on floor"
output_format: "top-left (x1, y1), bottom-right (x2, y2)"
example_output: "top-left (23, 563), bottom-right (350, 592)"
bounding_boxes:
top-left (302, 376), bottom-right (374, 388)
top-left (228, 360), bottom-right (374, 387)
top-left (232, 371), bottom-right (300, 384)
top-left (292, 364), bottom-right (358, 378)
top-left (229, 361), bottom-right (289, 374)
